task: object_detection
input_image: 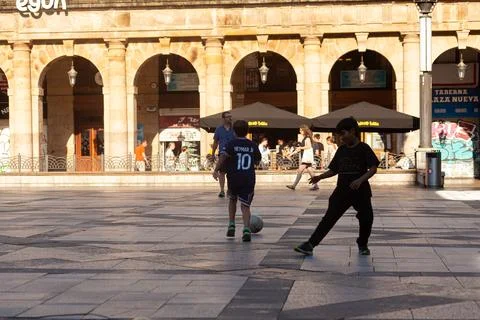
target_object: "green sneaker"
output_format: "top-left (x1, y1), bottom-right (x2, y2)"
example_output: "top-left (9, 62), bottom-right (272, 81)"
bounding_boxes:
top-left (294, 241), bottom-right (313, 256)
top-left (242, 227), bottom-right (251, 242)
top-left (359, 246), bottom-right (370, 255)
top-left (226, 224), bottom-right (235, 238)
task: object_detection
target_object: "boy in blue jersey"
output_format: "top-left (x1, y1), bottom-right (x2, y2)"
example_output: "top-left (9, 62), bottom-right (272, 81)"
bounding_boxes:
top-left (213, 120), bottom-right (261, 242)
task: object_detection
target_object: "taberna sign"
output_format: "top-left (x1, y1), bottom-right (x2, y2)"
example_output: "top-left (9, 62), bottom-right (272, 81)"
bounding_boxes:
top-left (16, 0), bottom-right (67, 13)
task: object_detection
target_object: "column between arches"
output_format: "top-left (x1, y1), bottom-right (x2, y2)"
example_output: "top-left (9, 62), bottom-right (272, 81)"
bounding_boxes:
top-left (105, 39), bottom-right (128, 169)
top-left (11, 41), bottom-right (33, 166)
top-left (303, 36), bottom-right (322, 118)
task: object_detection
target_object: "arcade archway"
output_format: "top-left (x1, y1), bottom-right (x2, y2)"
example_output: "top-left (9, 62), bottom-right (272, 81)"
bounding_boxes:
top-left (432, 47), bottom-right (480, 178)
top-left (230, 51), bottom-right (298, 146)
top-left (40, 56), bottom-right (103, 171)
top-left (134, 54), bottom-right (200, 171)
top-left (329, 50), bottom-right (398, 154)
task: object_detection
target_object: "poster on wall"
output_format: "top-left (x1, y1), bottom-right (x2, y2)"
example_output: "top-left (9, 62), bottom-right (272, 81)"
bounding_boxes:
top-left (137, 124), bottom-right (144, 144)
top-left (0, 102), bottom-right (8, 120)
top-left (0, 127), bottom-right (10, 172)
top-left (0, 71), bottom-right (7, 93)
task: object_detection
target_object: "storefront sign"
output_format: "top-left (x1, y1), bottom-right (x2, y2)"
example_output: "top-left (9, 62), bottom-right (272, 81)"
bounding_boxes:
top-left (159, 128), bottom-right (200, 142)
top-left (432, 88), bottom-right (480, 118)
top-left (248, 120), bottom-right (268, 127)
top-left (340, 70), bottom-right (386, 89)
top-left (159, 115), bottom-right (199, 128)
top-left (16, 0), bottom-right (67, 13)
top-left (358, 120), bottom-right (380, 127)
top-left (166, 73), bottom-right (199, 92)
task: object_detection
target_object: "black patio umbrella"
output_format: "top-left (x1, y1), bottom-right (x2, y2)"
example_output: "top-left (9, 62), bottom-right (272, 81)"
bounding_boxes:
top-left (311, 101), bottom-right (420, 132)
top-left (200, 101), bottom-right (312, 133)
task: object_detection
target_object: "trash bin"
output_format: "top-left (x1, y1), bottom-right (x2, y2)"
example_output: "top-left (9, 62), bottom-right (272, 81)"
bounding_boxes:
top-left (426, 151), bottom-right (443, 188)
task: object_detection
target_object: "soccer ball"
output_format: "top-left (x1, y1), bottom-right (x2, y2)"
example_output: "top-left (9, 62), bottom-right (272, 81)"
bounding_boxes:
top-left (250, 214), bottom-right (264, 233)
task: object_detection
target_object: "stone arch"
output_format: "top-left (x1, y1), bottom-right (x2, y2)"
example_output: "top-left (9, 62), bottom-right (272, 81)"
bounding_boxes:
top-left (35, 56), bottom-right (105, 89)
top-left (432, 35), bottom-right (458, 63)
top-left (322, 38), bottom-right (401, 86)
top-left (328, 49), bottom-right (397, 111)
top-left (31, 43), bottom-right (107, 90)
top-left (0, 45), bottom-right (13, 87)
top-left (127, 41), bottom-right (205, 89)
top-left (224, 38), bottom-right (303, 88)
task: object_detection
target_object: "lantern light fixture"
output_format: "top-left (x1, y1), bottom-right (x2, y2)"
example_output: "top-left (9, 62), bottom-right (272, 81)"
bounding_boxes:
top-left (358, 54), bottom-right (367, 83)
top-left (258, 57), bottom-right (269, 84)
top-left (162, 59), bottom-right (173, 85)
top-left (457, 52), bottom-right (467, 80)
top-left (67, 60), bottom-right (78, 87)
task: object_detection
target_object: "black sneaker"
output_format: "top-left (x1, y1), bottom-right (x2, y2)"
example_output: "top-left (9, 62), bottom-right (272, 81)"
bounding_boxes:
top-left (294, 241), bottom-right (313, 256)
top-left (359, 246), bottom-right (370, 255)
top-left (218, 191), bottom-right (225, 198)
top-left (226, 224), bottom-right (235, 238)
top-left (242, 227), bottom-right (251, 242)
top-left (286, 185), bottom-right (295, 190)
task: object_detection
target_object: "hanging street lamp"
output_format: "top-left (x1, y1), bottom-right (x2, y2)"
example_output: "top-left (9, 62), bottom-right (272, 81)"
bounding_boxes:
top-left (162, 59), bottom-right (173, 85)
top-left (258, 57), bottom-right (269, 84)
top-left (358, 54), bottom-right (367, 83)
top-left (457, 52), bottom-right (467, 80)
top-left (67, 60), bottom-right (78, 87)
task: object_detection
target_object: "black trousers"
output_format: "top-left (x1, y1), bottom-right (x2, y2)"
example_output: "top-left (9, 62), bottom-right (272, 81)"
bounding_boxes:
top-left (308, 186), bottom-right (374, 248)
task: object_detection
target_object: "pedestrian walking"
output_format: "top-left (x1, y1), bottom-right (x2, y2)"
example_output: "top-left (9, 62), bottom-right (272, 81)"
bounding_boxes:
top-left (211, 111), bottom-right (236, 198)
top-left (213, 120), bottom-right (261, 242)
top-left (286, 125), bottom-right (319, 191)
top-left (294, 117), bottom-right (380, 256)
top-left (324, 135), bottom-right (337, 167)
top-left (134, 140), bottom-right (149, 171)
top-left (312, 133), bottom-right (324, 169)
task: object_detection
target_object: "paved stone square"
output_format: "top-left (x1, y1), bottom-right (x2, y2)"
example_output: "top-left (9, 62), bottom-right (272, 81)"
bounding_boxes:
top-left (0, 185), bottom-right (479, 319)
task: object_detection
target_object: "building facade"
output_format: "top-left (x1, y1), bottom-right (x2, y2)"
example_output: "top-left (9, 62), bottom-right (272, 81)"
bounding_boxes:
top-left (0, 0), bottom-right (478, 176)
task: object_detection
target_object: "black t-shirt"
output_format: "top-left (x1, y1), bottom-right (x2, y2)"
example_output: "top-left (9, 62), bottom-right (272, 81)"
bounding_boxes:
top-left (313, 141), bottom-right (324, 154)
top-left (224, 138), bottom-right (261, 187)
top-left (328, 142), bottom-right (380, 196)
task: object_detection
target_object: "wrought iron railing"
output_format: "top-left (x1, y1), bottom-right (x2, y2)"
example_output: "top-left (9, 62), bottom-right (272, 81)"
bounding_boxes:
top-left (0, 152), bottom-right (414, 173)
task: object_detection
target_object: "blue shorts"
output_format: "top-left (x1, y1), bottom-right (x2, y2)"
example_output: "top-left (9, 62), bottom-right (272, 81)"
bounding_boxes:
top-left (227, 179), bottom-right (255, 207)
top-left (228, 189), bottom-right (255, 207)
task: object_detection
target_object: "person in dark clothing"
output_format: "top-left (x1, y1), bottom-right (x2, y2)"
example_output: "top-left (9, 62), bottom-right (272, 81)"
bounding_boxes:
top-left (213, 120), bottom-right (261, 242)
top-left (294, 117), bottom-right (379, 256)
top-left (312, 133), bottom-right (324, 169)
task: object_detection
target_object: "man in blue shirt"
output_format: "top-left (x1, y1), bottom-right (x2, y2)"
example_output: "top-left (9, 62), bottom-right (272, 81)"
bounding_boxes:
top-left (213, 120), bottom-right (261, 241)
top-left (211, 111), bottom-right (236, 197)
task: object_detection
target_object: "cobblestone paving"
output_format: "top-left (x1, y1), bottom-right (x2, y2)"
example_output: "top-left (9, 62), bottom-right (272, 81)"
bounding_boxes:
top-left (0, 186), bottom-right (479, 319)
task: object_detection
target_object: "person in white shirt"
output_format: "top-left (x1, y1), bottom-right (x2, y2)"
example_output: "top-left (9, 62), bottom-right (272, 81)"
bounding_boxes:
top-left (165, 142), bottom-right (176, 171)
top-left (258, 137), bottom-right (270, 169)
top-left (286, 125), bottom-right (319, 191)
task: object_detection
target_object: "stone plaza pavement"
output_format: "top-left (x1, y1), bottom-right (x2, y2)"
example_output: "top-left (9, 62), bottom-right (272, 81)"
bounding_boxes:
top-left (0, 184), bottom-right (479, 319)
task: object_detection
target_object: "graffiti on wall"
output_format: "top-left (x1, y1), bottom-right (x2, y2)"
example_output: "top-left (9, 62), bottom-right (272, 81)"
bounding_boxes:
top-left (432, 120), bottom-right (479, 177)
top-left (0, 127), bottom-right (10, 172)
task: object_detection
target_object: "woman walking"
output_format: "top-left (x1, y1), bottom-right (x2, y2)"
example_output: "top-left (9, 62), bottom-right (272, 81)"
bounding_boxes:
top-left (286, 125), bottom-right (319, 191)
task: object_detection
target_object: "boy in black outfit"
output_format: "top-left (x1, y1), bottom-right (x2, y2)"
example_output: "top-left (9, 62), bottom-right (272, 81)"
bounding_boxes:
top-left (213, 120), bottom-right (261, 242)
top-left (294, 117), bottom-right (380, 256)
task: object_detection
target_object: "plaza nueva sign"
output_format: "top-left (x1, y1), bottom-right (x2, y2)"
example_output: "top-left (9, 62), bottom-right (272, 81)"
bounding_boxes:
top-left (16, 0), bottom-right (67, 13)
